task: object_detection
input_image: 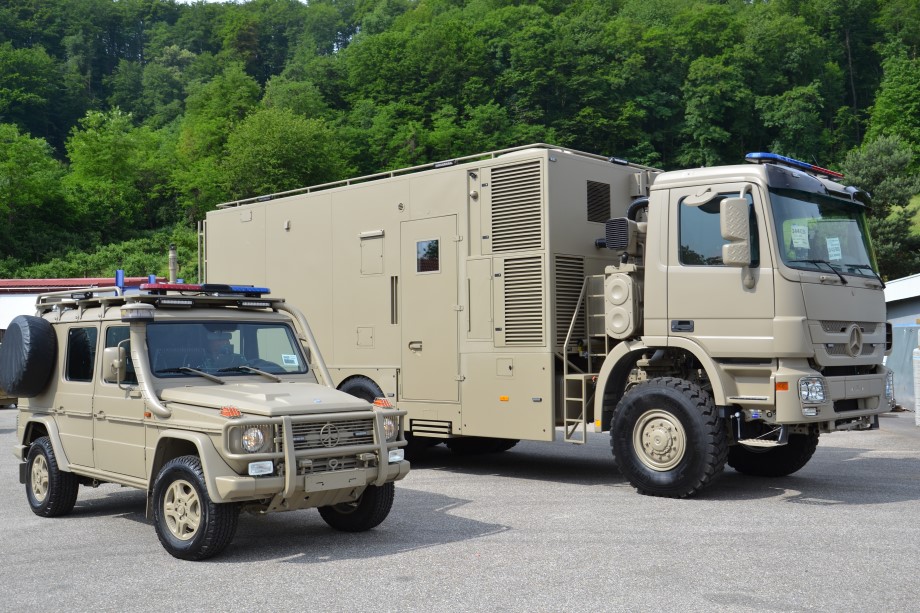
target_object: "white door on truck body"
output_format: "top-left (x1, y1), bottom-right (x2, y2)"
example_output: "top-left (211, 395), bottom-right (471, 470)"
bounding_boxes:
top-left (666, 183), bottom-right (776, 358)
top-left (400, 215), bottom-right (460, 401)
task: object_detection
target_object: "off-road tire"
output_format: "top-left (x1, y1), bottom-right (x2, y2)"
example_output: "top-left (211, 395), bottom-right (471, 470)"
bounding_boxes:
top-left (611, 377), bottom-right (727, 498)
top-left (318, 482), bottom-right (395, 532)
top-left (152, 455), bottom-right (239, 561)
top-left (445, 436), bottom-right (519, 455)
top-left (0, 315), bottom-right (56, 398)
top-left (26, 437), bottom-right (79, 517)
top-left (727, 430), bottom-right (820, 477)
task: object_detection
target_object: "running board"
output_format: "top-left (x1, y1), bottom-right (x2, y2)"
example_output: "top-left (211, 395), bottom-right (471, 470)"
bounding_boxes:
top-left (736, 425), bottom-right (790, 448)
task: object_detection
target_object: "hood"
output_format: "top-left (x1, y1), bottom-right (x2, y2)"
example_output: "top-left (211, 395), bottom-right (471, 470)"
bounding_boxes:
top-left (159, 381), bottom-right (370, 416)
top-left (801, 282), bottom-right (886, 323)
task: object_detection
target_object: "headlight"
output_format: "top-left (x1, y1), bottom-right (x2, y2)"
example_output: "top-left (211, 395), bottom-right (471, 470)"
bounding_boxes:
top-left (241, 425), bottom-right (272, 453)
top-left (799, 377), bottom-right (827, 404)
top-left (382, 416), bottom-right (398, 442)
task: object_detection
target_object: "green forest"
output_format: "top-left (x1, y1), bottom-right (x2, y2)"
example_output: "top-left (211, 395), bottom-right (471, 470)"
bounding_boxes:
top-left (2, 0), bottom-right (919, 281)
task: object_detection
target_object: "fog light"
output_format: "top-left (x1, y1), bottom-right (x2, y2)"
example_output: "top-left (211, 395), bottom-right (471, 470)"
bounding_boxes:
top-left (799, 377), bottom-right (827, 403)
top-left (388, 449), bottom-right (405, 463)
top-left (802, 407), bottom-right (819, 417)
top-left (248, 460), bottom-right (273, 476)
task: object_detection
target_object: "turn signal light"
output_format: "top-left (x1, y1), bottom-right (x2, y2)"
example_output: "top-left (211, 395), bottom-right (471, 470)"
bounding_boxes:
top-left (220, 406), bottom-right (242, 418)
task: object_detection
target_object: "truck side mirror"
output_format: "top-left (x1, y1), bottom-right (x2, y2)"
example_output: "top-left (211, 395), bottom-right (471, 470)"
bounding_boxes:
top-left (720, 197), bottom-right (751, 267)
top-left (102, 346), bottom-right (125, 384)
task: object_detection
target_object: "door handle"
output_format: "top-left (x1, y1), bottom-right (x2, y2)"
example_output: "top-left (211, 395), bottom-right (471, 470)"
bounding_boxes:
top-left (95, 411), bottom-right (105, 419)
top-left (408, 341), bottom-right (423, 351)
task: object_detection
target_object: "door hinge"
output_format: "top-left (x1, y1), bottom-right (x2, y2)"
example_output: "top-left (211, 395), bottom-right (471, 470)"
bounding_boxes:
top-left (453, 305), bottom-right (464, 311)
top-left (454, 235), bottom-right (463, 242)
top-left (455, 375), bottom-right (466, 382)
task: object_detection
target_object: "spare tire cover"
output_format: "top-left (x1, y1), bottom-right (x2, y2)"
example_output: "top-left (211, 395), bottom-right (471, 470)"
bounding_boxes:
top-left (0, 315), bottom-right (57, 398)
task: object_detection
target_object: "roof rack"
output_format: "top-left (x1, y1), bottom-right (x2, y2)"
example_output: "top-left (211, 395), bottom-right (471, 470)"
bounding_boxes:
top-left (216, 143), bottom-right (658, 209)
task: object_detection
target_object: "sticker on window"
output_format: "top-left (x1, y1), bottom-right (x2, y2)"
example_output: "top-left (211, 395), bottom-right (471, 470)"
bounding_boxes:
top-left (282, 354), bottom-right (299, 366)
top-left (791, 225), bottom-right (809, 249)
top-left (825, 237), bottom-right (842, 261)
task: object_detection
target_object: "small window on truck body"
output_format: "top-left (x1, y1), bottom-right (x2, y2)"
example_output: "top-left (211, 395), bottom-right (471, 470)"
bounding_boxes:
top-left (678, 192), bottom-right (758, 267)
top-left (65, 327), bottom-right (98, 382)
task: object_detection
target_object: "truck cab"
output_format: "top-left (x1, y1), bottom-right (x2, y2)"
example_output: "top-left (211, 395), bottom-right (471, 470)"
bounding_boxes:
top-left (596, 153), bottom-right (891, 496)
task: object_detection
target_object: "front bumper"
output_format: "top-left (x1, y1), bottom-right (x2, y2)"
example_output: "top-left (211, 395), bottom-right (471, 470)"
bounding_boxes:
top-left (773, 362), bottom-right (888, 425)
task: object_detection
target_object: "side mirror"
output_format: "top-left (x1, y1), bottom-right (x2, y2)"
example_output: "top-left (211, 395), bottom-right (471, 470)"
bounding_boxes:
top-left (103, 346), bottom-right (126, 384)
top-left (720, 197), bottom-right (751, 267)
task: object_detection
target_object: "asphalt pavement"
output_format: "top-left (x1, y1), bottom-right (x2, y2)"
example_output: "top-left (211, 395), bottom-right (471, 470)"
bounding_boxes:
top-left (1, 406), bottom-right (918, 612)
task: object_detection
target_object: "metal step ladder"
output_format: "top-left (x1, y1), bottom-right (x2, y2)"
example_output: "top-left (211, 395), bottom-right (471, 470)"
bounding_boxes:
top-left (560, 275), bottom-right (607, 443)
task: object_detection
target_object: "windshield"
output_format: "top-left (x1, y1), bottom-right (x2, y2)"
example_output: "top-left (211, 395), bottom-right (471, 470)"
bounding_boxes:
top-left (148, 321), bottom-right (309, 378)
top-left (770, 187), bottom-right (879, 278)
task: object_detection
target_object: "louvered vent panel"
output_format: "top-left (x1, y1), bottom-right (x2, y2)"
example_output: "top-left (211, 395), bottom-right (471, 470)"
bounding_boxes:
top-left (587, 181), bottom-right (611, 223)
top-left (491, 161), bottom-right (543, 253)
top-left (503, 256), bottom-right (544, 345)
top-left (554, 255), bottom-right (585, 348)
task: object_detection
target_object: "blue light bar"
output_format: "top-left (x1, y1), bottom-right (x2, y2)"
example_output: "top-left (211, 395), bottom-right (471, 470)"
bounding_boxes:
top-left (201, 283), bottom-right (271, 296)
top-left (745, 152), bottom-right (844, 180)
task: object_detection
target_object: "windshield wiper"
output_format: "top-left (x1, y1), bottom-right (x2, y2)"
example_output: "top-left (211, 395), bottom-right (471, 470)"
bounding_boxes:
top-left (846, 263), bottom-right (886, 288)
top-left (155, 367), bottom-right (225, 384)
top-left (788, 259), bottom-right (848, 285)
top-left (217, 365), bottom-right (283, 382)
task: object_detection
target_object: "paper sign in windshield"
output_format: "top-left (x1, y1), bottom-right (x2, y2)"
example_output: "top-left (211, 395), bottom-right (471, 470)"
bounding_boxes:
top-left (790, 225), bottom-right (809, 249)
top-left (826, 237), bottom-right (842, 261)
top-left (282, 354), bottom-right (299, 366)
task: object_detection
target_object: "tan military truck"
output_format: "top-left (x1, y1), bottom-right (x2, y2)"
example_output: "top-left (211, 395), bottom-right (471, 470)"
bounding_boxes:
top-left (203, 144), bottom-right (892, 498)
top-left (2, 283), bottom-right (409, 560)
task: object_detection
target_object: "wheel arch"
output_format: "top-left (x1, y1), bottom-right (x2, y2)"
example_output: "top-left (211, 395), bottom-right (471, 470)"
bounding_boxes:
top-left (594, 338), bottom-right (730, 430)
top-left (18, 416), bottom-right (70, 469)
top-left (147, 431), bottom-right (236, 516)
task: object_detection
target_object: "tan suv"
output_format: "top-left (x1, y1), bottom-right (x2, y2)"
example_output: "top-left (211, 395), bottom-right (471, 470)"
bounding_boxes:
top-left (1, 283), bottom-right (409, 560)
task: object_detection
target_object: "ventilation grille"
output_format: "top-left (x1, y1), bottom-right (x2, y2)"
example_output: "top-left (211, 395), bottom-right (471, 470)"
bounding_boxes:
top-left (587, 181), bottom-right (611, 223)
top-left (491, 161), bottom-right (543, 253)
top-left (503, 256), bottom-right (544, 345)
top-left (554, 255), bottom-right (585, 348)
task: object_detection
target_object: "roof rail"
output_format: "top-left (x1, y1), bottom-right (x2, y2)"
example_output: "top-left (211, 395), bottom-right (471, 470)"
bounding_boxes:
top-left (216, 143), bottom-right (657, 209)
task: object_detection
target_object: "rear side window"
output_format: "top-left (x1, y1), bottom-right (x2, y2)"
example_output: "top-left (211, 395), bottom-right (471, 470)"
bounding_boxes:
top-left (66, 327), bottom-right (98, 382)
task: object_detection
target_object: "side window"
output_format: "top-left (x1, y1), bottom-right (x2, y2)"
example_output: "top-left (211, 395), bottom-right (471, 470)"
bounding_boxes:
top-left (104, 326), bottom-right (137, 384)
top-left (679, 193), bottom-right (758, 266)
top-left (66, 327), bottom-right (98, 382)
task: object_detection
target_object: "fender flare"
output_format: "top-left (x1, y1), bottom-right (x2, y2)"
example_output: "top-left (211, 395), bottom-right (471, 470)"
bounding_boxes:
top-left (594, 338), bottom-right (729, 419)
top-left (18, 416), bottom-right (71, 468)
top-left (149, 430), bottom-right (237, 504)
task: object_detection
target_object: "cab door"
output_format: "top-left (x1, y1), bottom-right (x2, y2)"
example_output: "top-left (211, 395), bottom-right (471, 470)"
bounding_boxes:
top-left (666, 183), bottom-right (775, 357)
top-left (400, 215), bottom-right (460, 401)
top-left (92, 325), bottom-right (146, 478)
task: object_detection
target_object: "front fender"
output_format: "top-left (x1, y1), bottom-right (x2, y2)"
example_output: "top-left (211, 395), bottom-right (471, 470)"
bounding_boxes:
top-left (150, 429), bottom-right (237, 503)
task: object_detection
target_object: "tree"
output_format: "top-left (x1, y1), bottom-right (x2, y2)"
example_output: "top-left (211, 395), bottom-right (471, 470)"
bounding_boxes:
top-left (222, 107), bottom-right (352, 199)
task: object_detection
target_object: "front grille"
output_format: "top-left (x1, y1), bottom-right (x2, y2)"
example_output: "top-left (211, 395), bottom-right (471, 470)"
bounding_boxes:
top-left (820, 321), bottom-right (880, 334)
top-left (824, 343), bottom-right (878, 356)
top-left (289, 418), bottom-right (375, 451)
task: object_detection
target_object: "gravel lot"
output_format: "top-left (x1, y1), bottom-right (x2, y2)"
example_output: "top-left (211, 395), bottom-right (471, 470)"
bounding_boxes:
top-left (2, 407), bottom-right (918, 612)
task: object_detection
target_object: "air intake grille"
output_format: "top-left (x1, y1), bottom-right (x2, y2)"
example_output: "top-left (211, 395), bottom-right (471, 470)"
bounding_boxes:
top-left (491, 161), bottom-right (543, 253)
top-left (587, 181), bottom-right (611, 223)
top-left (503, 256), bottom-right (544, 345)
top-left (554, 255), bottom-right (585, 348)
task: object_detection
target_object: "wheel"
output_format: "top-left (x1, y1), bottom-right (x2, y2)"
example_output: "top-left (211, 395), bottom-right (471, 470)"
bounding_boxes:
top-left (611, 377), bottom-right (727, 498)
top-left (338, 375), bottom-right (383, 403)
top-left (26, 437), bottom-right (79, 517)
top-left (152, 456), bottom-right (239, 560)
top-left (0, 315), bottom-right (57, 397)
top-left (318, 482), bottom-right (395, 532)
top-left (727, 430), bottom-right (820, 477)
